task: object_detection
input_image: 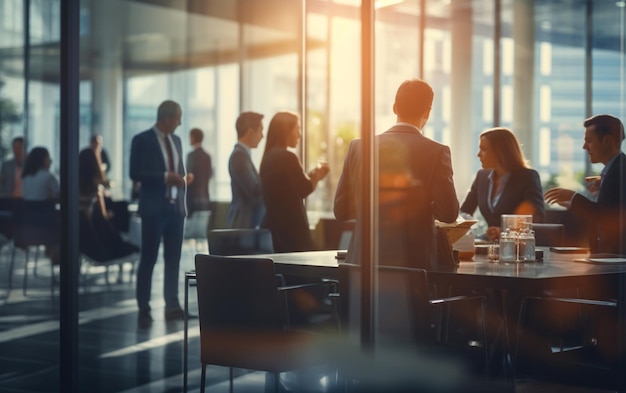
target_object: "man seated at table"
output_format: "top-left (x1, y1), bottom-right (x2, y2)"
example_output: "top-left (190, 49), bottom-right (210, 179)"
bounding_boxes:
top-left (544, 114), bottom-right (626, 256)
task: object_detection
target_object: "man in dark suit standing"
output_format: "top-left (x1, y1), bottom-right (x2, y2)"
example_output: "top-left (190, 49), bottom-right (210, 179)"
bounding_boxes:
top-left (227, 111), bottom-right (265, 228)
top-left (0, 136), bottom-right (25, 198)
top-left (186, 127), bottom-right (213, 216)
top-left (333, 78), bottom-right (459, 270)
top-left (545, 114), bottom-right (626, 255)
top-left (130, 100), bottom-right (187, 328)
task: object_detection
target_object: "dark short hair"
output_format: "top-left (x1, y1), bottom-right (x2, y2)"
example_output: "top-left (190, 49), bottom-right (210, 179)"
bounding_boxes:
top-left (235, 112), bottom-right (264, 139)
top-left (157, 100), bottom-right (181, 121)
top-left (22, 146), bottom-right (49, 178)
top-left (394, 79), bottom-right (434, 119)
top-left (12, 137), bottom-right (24, 146)
top-left (584, 114), bottom-right (625, 142)
top-left (190, 128), bottom-right (204, 143)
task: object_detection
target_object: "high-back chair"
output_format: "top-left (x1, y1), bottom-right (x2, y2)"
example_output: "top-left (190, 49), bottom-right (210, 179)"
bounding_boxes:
top-left (207, 228), bottom-right (274, 256)
top-left (532, 223), bottom-right (565, 247)
top-left (8, 199), bottom-right (59, 297)
top-left (336, 263), bottom-right (489, 389)
top-left (194, 254), bottom-right (323, 393)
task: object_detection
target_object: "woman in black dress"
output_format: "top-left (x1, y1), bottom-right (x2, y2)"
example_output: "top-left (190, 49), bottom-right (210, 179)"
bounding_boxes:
top-left (259, 111), bottom-right (329, 252)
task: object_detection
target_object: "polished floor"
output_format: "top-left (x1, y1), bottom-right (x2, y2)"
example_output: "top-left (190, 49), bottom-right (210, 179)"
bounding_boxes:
top-left (0, 239), bottom-right (619, 393)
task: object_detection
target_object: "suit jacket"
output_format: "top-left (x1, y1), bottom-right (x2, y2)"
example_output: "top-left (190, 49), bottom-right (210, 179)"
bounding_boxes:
top-left (571, 152), bottom-right (626, 255)
top-left (260, 147), bottom-right (315, 252)
top-left (227, 143), bottom-right (264, 228)
top-left (0, 159), bottom-right (18, 197)
top-left (130, 128), bottom-right (186, 217)
top-left (334, 125), bottom-right (459, 270)
top-left (186, 146), bottom-right (213, 214)
top-left (460, 167), bottom-right (545, 229)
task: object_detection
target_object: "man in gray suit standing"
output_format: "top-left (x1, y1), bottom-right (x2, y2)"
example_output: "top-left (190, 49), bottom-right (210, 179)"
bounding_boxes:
top-left (0, 136), bottom-right (25, 198)
top-left (334, 78), bottom-right (459, 270)
top-left (227, 111), bottom-right (265, 228)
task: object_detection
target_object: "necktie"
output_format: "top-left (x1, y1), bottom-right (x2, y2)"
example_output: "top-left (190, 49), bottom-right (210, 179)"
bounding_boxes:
top-left (163, 135), bottom-right (176, 200)
top-left (163, 135), bottom-right (175, 172)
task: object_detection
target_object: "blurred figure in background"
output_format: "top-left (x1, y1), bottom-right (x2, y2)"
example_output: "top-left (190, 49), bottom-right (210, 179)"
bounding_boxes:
top-left (79, 148), bottom-right (138, 275)
top-left (0, 136), bottom-right (25, 198)
top-left (186, 127), bottom-right (213, 216)
top-left (460, 127), bottom-right (545, 241)
top-left (22, 146), bottom-right (59, 201)
top-left (227, 111), bottom-right (265, 228)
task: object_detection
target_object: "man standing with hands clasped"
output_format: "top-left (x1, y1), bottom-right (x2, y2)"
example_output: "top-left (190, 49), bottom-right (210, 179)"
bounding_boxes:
top-left (545, 114), bottom-right (626, 256)
top-left (130, 100), bottom-right (189, 328)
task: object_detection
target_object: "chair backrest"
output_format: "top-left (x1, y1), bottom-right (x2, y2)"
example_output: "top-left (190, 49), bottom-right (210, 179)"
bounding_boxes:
top-left (532, 223), bottom-right (565, 247)
top-left (184, 210), bottom-right (211, 240)
top-left (194, 254), bottom-right (286, 330)
top-left (207, 201), bottom-right (230, 230)
top-left (12, 199), bottom-right (59, 247)
top-left (207, 228), bottom-right (274, 255)
top-left (338, 263), bottom-right (432, 348)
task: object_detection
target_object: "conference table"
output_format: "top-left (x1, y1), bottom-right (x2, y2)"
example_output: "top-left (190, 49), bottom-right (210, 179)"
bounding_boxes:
top-left (183, 248), bottom-right (626, 393)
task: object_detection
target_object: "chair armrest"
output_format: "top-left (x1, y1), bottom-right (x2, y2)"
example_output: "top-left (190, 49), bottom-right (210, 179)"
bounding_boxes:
top-left (522, 296), bottom-right (616, 308)
top-left (278, 283), bottom-right (329, 292)
top-left (429, 295), bottom-right (485, 306)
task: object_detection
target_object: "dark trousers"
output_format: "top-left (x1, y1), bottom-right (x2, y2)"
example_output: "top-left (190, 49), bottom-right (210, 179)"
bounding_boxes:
top-left (136, 203), bottom-right (184, 312)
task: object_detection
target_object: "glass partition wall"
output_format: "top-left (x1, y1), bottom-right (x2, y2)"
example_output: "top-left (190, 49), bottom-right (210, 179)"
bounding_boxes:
top-left (0, 0), bottom-right (625, 391)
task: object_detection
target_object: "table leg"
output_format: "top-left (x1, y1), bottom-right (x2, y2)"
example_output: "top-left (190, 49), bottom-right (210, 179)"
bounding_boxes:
top-left (617, 273), bottom-right (626, 393)
top-left (184, 274), bottom-right (189, 393)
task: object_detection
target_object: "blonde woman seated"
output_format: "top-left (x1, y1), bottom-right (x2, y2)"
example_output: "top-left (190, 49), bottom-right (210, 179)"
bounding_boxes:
top-left (460, 127), bottom-right (545, 241)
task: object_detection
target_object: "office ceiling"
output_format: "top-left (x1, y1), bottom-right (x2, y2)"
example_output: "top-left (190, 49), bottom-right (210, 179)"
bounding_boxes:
top-left (0, 0), bottom-right (623, 83)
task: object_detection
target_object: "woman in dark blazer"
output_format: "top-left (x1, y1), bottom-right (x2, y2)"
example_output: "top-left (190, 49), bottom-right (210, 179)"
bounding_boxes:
top-left (461, 127), bottom-right (545, 241)
top-left (259, 111), bottom-right (329, 252)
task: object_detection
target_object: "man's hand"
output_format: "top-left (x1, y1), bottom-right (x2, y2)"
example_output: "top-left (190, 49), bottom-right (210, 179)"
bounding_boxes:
top-left (166, 172), bottom-right (185, 187)
top-left (186, 172), bottom-right (195, 185)
top-left (544, 187), bottom-right (575, 208)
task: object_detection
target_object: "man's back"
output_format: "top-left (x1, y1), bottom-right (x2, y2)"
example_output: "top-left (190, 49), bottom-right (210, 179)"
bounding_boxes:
top-left (186, 147), bottom-right (212, 213)
top-left (334, 125), bottom-right (458, 269)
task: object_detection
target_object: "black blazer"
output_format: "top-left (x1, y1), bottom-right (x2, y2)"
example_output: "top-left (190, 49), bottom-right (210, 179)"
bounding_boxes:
top-left (186, 147), bottom-right (213, 214)
top-left (571, 152), bottom-right (626, 255)
top-left (460, 167), bottom-right (545, 229)
top-left (260, 147), bottom-right (315, 252)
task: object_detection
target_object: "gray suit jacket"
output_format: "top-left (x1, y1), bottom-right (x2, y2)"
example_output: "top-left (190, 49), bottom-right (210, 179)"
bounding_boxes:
top-left (334, 125), bottom-right (459, 270)
top-left (227, 143), bottom-right (264, 228)
top-left (129, 128), bottom-right (187, 217)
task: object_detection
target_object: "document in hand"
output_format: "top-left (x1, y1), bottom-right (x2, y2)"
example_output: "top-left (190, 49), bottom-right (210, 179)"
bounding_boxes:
top-left (435, 218), bottom-right (478, 245)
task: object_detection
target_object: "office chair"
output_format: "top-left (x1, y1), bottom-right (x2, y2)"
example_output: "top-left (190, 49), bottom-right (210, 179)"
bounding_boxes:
top-left (8, 199), bottom-right (59, 298)
top-left (337, 263), bottom-right (488, 378)
top-left (532, 223), bottom-right (565, 247)
top-left (194, 254), bottom-right (325, 393)
top-left (207, 228), bottom-right (274, 256)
